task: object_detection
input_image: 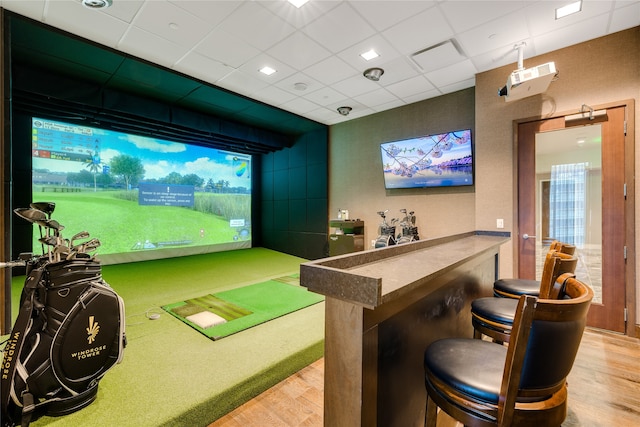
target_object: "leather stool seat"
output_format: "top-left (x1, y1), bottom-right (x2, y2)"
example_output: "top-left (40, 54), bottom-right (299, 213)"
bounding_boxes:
top-left (493, 241), bottom-right (576, 299)
top-left (424, 338), bottom-right (506, 404)
top-left (493, 278), bottom-right (539, 298)
top-left (471, 297), bottom-right (518, 326)
top-left (473, 269), bottom-right (577, 343)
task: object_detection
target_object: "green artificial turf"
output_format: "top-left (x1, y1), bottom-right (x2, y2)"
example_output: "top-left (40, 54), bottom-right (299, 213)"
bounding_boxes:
top-left (30, 191), bottom-right (248, 255)
top-left (6, 248), bottom-right (325, 427)
top-left (163, 277), bottom-right (324, 340)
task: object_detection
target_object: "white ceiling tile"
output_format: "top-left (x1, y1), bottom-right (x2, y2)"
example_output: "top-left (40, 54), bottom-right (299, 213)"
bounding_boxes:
top-left (253, 85), bottom-right (298, 106)
top-left (439, 1), bottom-right (529, 33)
top-left (43, 1), bottom-right (129, 49)
top-left (217, 69), bottom-right (270, 98)
top-left (1, 0), bottom-right (45, 19)
top-left (332, 74), bottom-right (381, 98)
top-left (456, 12), bottom-right (530, 57)
top-left (336, 34), bottom-right (403, 71)
top-left (18, 0), bottom-right (640, 125)
top-left (274, 72), bottom-right (324, 96)
top-left (280, 97), bottom-right (323, 115)
top-left (266, 31), bottom-right (332, 71)
top-left (410, 40), bottom-right (467, 73)
top-left (375, 57), bottom-right (422, 86)
top-left (302, 2), bottom-right (377, 52)
top-left (195, 28), bottom-right (261, 68)
top-left (385, 76), bottom-right (436, 99)
top-left (402, 88), bottom-right (444, 105)
top-left (238, 54), bottom-right (297, 84)
top-left (305, 106), bottom-right (341, 122)
top-left (133, 1), bottom-right (211, 48)
top-left (609, 1), bottom-right (640, 33)
top-left (303, 56), bottom-right (359, 86)
top-left (382, 7), bottom-right (455, 55)
top-left (470, 40), bottom-right (536, 73)
top-left (371, 98), bottom-right (406, 114)
top-left (174, 52), bottom-right (235, 84)
top-left (218, 1), bottom-right (296, 51)
top-left (261, 0), bottom-right (342, 29)
top-left (525, 0), bottom-right (613, 36)
top-left (532, 14), bottom-right (610, 56)
top-left (350, 0), bottom-right (437, 31)
top-left (353, 88), bottom-right (400, 108)
top-left (100, 0), bottom-right (145, 23)
top-left (171, 0), bottom-right (241, 28)
top-left (119, 27), bottom-right (188, 67)
top-left (438, 77), bottom-right (476, 96)
top-left (304, 86), bottom-right (349, 107)
top-left (424, 59), bottom-right (477, 88)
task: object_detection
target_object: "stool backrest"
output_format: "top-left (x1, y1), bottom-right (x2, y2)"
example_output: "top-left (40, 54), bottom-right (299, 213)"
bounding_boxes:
top-left (499, 277), bottom-right (593, 425)
top-left (538, 251), bottom-right (578, 299)
top-left (549, 240), bottom-right (577, 255)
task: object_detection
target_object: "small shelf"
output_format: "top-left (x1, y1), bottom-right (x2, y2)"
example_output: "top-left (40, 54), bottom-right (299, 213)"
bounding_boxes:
top-left (328, 220), bottom-right (364, 256)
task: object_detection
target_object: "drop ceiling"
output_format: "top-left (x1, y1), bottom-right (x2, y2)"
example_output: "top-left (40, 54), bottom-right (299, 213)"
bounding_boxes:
top-left (2, 0), bottom-right (639, 128)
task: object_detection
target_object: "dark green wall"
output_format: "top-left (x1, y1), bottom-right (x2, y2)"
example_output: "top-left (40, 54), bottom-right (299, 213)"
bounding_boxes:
top-left (260, 128), bottom-right (328, 260)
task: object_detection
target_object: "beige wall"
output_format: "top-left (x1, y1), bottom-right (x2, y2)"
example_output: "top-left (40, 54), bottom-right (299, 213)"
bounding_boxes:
top-left (329, 87), bottom-right (475, 249)
top-left (329, 27), bottom-right (639, 325)
top-left (475, 27), bottom-right (639, 323)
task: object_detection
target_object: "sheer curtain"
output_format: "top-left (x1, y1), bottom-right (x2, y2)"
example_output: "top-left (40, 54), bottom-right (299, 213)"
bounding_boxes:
top-left (549, 163), bottom-right (587, 247)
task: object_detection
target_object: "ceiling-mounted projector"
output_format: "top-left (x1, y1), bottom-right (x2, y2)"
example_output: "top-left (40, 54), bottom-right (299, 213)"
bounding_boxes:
top-left (498, 42), bottom-right (557, 102)
top-left (499, 62), bottom-right (557, 102)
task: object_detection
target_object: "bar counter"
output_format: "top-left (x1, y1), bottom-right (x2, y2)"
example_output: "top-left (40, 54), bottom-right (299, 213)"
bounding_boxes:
top-left (300, 231), bottom-right (509, 427)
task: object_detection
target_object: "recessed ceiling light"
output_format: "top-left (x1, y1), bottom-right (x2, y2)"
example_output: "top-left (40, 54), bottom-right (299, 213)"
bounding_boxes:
top-left (288, 0), bottom-right (309, 8)
top-left (169, 23), bottom-right (179, 30)
top-left (259, 66), bottom-right (276, 76)
top-left (82, 0), bottom-right (113, 9)
top-left (363, 67), bottom-right (384, 81)
top-left (556, 1), bottom-right (582, 19)
top-left (360, 49), bottom-right (379, 61)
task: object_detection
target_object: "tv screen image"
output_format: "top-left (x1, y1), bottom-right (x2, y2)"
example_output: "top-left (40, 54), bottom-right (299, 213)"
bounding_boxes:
top-left (380, 129), bottom-right (473, 189)
top-left (31, 117), bottom-right (252, 264)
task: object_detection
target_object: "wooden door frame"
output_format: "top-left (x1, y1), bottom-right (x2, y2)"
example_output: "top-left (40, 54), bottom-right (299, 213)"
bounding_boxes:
top-left (513, 100), bottom-right (636, 336)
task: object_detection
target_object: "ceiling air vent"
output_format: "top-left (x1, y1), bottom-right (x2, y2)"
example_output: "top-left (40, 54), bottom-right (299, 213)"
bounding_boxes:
top-left (409, 39), bottom-right (466, 73)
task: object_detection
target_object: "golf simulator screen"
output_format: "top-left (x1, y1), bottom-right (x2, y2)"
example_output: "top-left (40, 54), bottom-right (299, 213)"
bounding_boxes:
top-left (30, 117), bottom-right (252, 264)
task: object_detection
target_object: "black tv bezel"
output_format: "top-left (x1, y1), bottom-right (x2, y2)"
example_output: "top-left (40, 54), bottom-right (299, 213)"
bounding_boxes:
top-left (380, 128), bottom-right (474, 190)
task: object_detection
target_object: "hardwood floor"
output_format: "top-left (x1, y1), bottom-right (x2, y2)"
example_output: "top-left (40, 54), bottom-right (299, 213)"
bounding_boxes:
top-left (209, 329), bottom-right (640, 427)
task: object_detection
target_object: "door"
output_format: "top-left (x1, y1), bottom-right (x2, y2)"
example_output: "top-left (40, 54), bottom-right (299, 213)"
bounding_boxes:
top-left (517, 105), bottom-right (629, 332)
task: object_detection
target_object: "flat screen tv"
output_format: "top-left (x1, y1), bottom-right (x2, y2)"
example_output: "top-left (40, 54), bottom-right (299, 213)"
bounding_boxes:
top-left (380, 129), bottom-right (473, 189)
top-left (29, 116), bottom-right (252, 264)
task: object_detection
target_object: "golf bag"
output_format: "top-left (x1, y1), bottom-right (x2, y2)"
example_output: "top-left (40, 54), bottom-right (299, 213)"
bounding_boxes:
top-left (374, 210), bottom-right (397, 248)
top-left (396, 209), bottom-right (419, 244)
top-left (1, 206), bottom-right (125, 427)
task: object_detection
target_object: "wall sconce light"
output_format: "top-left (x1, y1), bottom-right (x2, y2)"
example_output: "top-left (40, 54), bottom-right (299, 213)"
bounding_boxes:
top-left (337, 106), bottom-right (352, 116)
top-left (363, 67), bottom-right (384, 81)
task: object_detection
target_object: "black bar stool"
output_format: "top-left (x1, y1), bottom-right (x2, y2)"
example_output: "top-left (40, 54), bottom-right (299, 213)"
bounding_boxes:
top-left (471, 251), bottom-right (578, 343)
top-left (424, 277), bottom-right (593, 426)
top-left (493, 240), bottom-right (575, 299)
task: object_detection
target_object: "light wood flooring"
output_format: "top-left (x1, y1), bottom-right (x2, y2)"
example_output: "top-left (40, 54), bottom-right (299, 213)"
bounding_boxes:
top-left (209, 329), bottom-right (640, 427)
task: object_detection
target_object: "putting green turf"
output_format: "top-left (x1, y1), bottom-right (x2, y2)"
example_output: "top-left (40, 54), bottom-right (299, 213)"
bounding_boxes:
top-left (163, 278), bottom-right (324, 340)
top-left (7, 248), bottom-right (325, 427)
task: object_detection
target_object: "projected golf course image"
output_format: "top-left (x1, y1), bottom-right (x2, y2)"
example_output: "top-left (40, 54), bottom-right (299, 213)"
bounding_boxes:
top-left (30, 117), bottom-right (252, 263)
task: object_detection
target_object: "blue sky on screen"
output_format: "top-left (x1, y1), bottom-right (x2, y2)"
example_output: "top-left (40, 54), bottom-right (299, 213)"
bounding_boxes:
top-left (381, 130), bottom-right (471, 166)
top-left (32, 117), bottom-right (251, 188)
